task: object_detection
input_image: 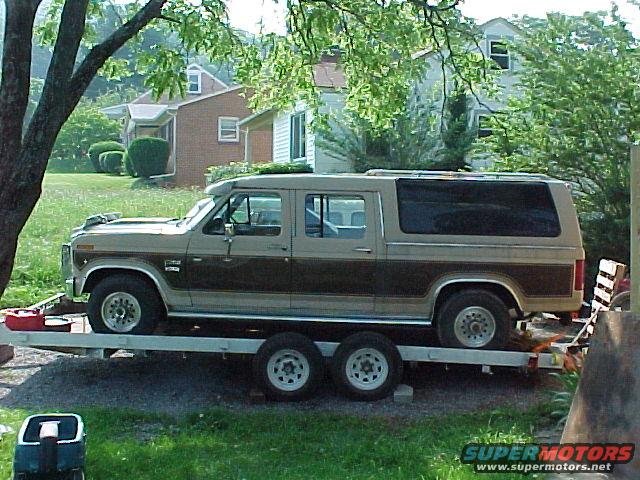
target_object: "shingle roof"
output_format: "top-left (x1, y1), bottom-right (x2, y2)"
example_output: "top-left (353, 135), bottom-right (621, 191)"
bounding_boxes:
top-left (127, 104), bottom-right (170, 122)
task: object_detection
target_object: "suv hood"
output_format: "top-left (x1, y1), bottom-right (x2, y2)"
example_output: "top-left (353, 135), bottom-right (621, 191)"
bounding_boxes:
top-left (72, 215), bottom-right (180, 238)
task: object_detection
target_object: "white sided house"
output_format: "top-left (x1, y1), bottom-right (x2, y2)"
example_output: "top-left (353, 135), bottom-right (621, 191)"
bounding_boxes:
top-left (240, 18), bottom-right (522, 173)
top-left (414, 18), bottom-right (522, 157)
top-left (240, 56), bottom-right (351, 173)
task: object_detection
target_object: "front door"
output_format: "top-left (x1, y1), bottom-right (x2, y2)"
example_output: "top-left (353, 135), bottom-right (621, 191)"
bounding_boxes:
top-left (186, 190), bottom-right (292, 312)
top-left (291, 190), bottom-right (378, 314)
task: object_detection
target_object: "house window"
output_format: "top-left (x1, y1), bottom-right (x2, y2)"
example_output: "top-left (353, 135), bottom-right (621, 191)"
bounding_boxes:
top-left (489, 40), bottom-right (510, 70)
top-left (187, 70), bottom-right (202, 94)
top-left (290, 112), bottom-right (306, 161)
top-left (218, 117), bottom-right (239, 142)
top-left (477, 114), bottom-right (493, 138)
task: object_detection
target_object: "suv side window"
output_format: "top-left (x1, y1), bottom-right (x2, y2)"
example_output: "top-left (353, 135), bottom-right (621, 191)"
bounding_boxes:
top-left (305, 194), bottom-right (366, 239)
top-left (396, 179), bottom-right (561, 237)
top-left (204, 193), bottom-right (282, 236)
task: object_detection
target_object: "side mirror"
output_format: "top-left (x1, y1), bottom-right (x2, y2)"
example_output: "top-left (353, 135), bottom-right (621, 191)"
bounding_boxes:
top-left (224, 223), bottom-right (235, 239)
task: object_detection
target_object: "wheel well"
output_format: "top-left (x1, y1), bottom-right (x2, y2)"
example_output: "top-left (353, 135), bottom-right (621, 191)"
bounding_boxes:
top-left (83, 268), bottom-right (160, 296)
top-left (432, 282), bottom-right (522, 321)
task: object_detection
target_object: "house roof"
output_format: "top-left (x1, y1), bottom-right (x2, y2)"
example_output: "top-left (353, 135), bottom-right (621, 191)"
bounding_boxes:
top-left (313, 61), bottom-right (346, 89)
top-left (127, 104), bottom-right (176, 122)
top-left (100, 103), bottom-right (128, 120)
top-left (175, 84), bottom-right (245, 107)
top-left (186, 63), bottom-right (228, 88)
top-left (238, 109), bottom-right (275, 130)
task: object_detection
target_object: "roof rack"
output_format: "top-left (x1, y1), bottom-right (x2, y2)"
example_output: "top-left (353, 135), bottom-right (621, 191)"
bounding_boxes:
top-left (364, 169), bottom-right (551, 181)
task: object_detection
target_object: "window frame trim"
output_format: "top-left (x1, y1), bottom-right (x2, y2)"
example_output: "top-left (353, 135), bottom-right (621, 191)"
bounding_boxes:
top-left (218, 116), bottom-right (240, 143)
top-left (488, 39), bottom-right (510, 70)
top-left (290, 111), bottom-right (307, 161)
top-left (187, 70), bottom-right (202, 94)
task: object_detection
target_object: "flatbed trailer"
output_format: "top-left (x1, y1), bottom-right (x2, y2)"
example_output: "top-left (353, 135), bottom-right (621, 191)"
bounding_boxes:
top-left (0, 294), bottom-right (571, 402)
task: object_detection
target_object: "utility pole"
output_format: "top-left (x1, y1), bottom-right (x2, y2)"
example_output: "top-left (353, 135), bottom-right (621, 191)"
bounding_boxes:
top-left (631, 144), bottom-right (640, 311)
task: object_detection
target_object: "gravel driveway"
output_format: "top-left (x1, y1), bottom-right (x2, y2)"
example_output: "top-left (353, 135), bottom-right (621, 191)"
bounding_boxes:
top-left (0, 345), bottom-right (556, 418)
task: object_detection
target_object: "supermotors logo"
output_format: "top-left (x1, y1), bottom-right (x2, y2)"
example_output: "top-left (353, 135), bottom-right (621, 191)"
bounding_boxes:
top-left (461, 443), bottom-right (635, 474)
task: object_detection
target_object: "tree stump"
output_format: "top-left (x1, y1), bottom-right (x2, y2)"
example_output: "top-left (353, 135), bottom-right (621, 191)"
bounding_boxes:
top-left (561, 311), bottom-right (640, 479)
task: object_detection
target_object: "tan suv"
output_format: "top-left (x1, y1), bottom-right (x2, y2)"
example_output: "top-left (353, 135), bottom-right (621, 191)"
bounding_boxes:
top-left (62, 170), bottom-right (584, 351)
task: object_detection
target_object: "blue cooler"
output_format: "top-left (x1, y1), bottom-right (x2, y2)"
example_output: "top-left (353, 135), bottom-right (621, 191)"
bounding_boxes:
top-left (13, 414), bottom-right (85, 479)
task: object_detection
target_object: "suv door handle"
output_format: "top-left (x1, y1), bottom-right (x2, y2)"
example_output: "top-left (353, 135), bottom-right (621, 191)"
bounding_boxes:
top-left (353, 247), bottom-right (372, 253)
top-left (267, 244), bottom-right (288, 251)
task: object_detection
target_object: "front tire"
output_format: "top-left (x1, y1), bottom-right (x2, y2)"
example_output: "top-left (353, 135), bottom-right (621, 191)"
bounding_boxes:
top-left (87, 274), bottom-right (163, 334)
top-left (437, 289), bottom-right (511, 350)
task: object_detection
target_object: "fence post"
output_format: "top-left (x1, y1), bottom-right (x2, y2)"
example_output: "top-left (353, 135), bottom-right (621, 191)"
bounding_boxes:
top-left (631, 144), bottom-right (640, 312)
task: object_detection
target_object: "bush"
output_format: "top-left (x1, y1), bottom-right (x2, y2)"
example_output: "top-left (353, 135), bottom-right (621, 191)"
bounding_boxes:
top-left (205, 162), bottom-right (252, 184)
top-left (99, 151), bottom-right (124, 174)
top-left (127, 137), bottom-right (169, 177)
top-left (254, 162), bottom-right (313, 175)
top-left (123, 151), bottom-right (137, 177)
top-left (46, 157), bottom-right (95, 173)
top-left (88, 141), bottom-right (124, 173)
top-left (205, 162), bottom-right (313, 184)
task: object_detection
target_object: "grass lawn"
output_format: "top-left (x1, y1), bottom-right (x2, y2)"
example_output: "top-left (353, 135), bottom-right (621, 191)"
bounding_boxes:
top-left (0, 405), bottom-right (554, 479)
top-left (1, 173), bottom-right (204, 308)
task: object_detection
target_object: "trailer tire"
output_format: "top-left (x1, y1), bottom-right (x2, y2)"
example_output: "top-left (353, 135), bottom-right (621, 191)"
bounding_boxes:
top-left (253, 333), bottom-right (324, 401)
top-left (331, 332), bottom-right (402, 401)
top-left (87, 274), bottom-right (163, 334)
top-left (437, 289), bottom-right (511, 350)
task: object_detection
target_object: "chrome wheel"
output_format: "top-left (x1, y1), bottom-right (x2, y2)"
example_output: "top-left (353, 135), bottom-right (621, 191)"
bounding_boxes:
top-left (100, 292), bottom-right (142, 333)
top-left (453, 306), bottom-right (496, 348)
top-left (345, 348), bottom-right (389, 391)
top-left (266, 349), bottom-right (310, 392)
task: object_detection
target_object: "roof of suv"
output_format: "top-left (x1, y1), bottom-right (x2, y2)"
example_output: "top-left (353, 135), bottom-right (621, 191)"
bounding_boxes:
top-left (204, 170), bottom-right (561, 195)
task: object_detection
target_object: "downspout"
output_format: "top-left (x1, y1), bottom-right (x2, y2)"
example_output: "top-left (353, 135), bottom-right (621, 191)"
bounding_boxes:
top-left (242, 127), bottom-right (252, 167)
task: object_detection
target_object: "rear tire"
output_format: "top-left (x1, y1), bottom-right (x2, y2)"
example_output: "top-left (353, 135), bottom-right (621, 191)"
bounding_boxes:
top-left (436, 289), bottom-right (511, 350)
top-left (331, 332), bottom-right (402, 401)
top-left (87, 274), bottom-right (163, 334)
top-left (253, 333), bottom-right (324, 401)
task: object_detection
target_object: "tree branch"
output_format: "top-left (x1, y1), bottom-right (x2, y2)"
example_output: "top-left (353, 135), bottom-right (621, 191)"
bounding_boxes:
top-left (407, 0), bottom-right (460, 11)
top-left (0, 0), bottom-right (40, 160)
top-left (68, 0), bottom-right (167, 106)
top-left (42, 0), bottom-right (91, 103)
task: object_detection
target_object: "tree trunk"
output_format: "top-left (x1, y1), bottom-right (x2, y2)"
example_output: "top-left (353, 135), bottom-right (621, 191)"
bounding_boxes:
top-left (0, 147), bottom-right (51, 303)
top-left (0, 0), bottom-right (166, 303)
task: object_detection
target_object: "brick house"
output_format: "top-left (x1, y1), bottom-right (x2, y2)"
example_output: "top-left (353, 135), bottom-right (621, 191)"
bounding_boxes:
top-left (102, 63), bottom-right (272, 186)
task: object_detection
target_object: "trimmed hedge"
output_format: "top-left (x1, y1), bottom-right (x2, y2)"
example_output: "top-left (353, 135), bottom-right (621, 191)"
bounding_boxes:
top-left (123, 151), bottom-right (138, 177)
top-left (88, 141), bottom-right (124, 173)
top-left (127, 137), bottom-right (169, 178)
top-left (99, 151), bottom-right (124, 174)
top-left (254, 162), bottom-right (313, 175)
top-left (205, 161), bottom-right (313, 184)
top-left (46, 157), bottom-right (95, 173)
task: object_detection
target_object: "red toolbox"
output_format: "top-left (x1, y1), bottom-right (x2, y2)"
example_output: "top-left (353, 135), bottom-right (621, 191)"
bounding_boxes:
top-left (2, 309), bottom-right (45, 331)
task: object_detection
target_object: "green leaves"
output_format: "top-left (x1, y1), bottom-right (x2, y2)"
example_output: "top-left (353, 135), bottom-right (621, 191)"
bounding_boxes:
top-left (487, 10), bottom-right (638, 267)
top-left (34, 0), bottom-right (486, 131)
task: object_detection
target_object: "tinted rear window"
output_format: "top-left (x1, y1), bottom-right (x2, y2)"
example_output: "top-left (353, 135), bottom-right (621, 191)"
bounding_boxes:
top-left (396, 179), bottom-right (561, 237)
